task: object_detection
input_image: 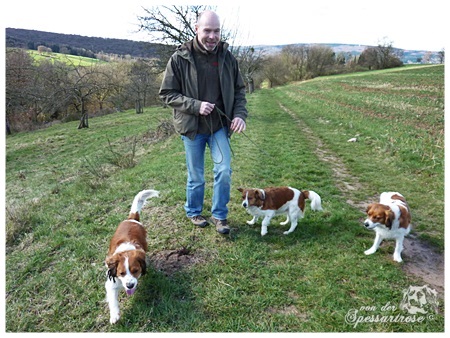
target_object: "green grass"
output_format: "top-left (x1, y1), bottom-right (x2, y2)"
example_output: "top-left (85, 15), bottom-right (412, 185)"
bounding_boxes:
top-left (5, 65), bottom-right (444, 332)
top-left (27, 49), bottom-right (104, 66)
top-left (273, 64), bottom-right (444, 247)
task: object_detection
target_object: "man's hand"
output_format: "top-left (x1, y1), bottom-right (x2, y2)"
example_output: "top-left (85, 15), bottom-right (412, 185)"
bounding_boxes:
top-left (231, 117), bottom-right (246, 133)
top-left (199, 102), bottom-right (215, 116)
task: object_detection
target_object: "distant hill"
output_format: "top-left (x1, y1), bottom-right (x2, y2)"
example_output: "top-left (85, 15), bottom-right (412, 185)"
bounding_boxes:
top-left (253, 43), bottom-right (440, 64)
top-left (6, 28), bottom-right (164, 59)
top-left (6, 28), bottom-right (440, 64)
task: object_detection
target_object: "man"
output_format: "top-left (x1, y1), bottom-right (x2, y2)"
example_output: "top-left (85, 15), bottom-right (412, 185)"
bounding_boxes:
top-left (159, 10), bottom-right (248, 234)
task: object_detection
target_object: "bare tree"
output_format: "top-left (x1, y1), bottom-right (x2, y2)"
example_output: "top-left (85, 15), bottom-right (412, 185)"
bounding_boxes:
top-left (306, 45), bottom-right (335, 78)
top-left (29, 59), bottom-right (72, 121)
top-left (358, 38), bottom-right (403, 70)
top-left (53, 58), bottom-right (113, 129)
top-left (281, 45), bottom-right (308, 81)
top-left (263, 54), bottom-right (290, 88)
top-left (90, 63), bottom-right (124, 112)
top-left (237, 47), bottom-right (266, 93)
top-left (5, 49), bottom-right (35, 133)
top-left (375, 38), bottom-right (402, 69)
top-left (358, 47), bottom-right (378, 70)
top-left (437, 49), bottom-right (445, 64)
top-left (139, 5), bottom-right (202, 43)
top-left (127, 59), bottom-right (160, 113)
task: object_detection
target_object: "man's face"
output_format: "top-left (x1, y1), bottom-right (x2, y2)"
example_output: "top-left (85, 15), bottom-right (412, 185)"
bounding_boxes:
top-left (195, 15), bottom-right (221, 52)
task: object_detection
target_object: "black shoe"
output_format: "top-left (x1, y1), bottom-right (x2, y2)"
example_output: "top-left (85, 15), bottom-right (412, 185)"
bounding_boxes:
top-left (210, 217), bottom-right (230, 234)
top-left (189, 215), bottom-right (209, 228)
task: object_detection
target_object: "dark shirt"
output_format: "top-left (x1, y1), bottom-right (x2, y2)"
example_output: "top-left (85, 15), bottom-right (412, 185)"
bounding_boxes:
top-left (192, 37), bottom-right (226, 135)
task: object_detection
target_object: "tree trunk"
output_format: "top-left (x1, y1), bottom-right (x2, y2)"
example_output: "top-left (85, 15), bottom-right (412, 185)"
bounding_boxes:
top-left (78, 100), bottom-right (89, 129)
top-left (6, 118), bottom-right (11, 135)
top-left (135, 99), bottom-right (143, 114)
top-left (78, 113), bottom-right (89, 129)
top-left (248, 77), bottom-right (254, 94)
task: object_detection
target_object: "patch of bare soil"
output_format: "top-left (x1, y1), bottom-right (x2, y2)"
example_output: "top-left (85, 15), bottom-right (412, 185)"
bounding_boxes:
top-left (279, 103), bottom-right (444, 297)
top-left (149, 247), bottom-right (206, 277)
top-left (266, 305), bottom-right (309, 320)
top-left (402, 236), bottom-right (445, 296)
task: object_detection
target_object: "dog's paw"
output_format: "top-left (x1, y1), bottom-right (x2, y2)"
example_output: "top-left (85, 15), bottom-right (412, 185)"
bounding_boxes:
top-left (246, 220), bottom-right (255, 225)
top-left (364, 249), bottom-right (376, 256)
top-left (393, 255), bottom-right (403, 263)
top-left (260, 225), bottom-right (268, 236)
top-left (110, 312), bottom-right (120, 324)
top-left (283, 230), bottom-right (291, 235)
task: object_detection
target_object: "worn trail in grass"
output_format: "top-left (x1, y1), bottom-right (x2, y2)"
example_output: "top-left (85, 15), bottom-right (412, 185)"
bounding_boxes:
top-left (267, 65), bottom-right (444, 296)
top-left (268, 91), bottom-right (444, 296)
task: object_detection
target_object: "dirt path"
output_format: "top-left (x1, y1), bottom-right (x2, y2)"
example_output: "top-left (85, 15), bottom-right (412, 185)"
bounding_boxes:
top-left (279, 103), bottom-right (444, 297)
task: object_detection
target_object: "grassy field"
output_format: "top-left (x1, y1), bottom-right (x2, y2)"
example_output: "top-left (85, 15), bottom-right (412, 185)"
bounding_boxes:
top-left (4, 65), bottom-right (444, 332)
top-left (27, 49), bottom-right (104, 66)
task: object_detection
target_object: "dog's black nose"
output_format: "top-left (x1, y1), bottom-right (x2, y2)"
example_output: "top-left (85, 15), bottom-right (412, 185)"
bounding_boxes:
top-left (364, 222), bottom-right (370, 227)
top-left (126, 282), bottom-right (135, 289)
top-left (242, 202), bottom-right (247, 208)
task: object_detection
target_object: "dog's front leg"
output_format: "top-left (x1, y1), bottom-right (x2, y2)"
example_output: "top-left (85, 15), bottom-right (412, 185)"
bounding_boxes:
top-left (247, 216), bottom-right (258, 225)
top-left (105, 279), bottom-right (121, 324)
top-left (364, 233), bottom-right (382, 256)
top-left (261, 215), bottom-right (272, 236)
top-left (393, 237), bottom-right (404, 263)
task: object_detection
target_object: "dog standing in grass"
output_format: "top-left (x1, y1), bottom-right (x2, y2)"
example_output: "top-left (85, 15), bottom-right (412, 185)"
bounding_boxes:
top-left (363, 192), bottom-right (411, 262)
top-left (105, 189), bottom-right (159, 324)
top-left (238, 186), bottom-right (323, 236)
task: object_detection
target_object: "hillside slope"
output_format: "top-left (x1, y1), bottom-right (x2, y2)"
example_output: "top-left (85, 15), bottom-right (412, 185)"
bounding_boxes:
top-left (6, 27), bottom-right (163, 58)
top-left (6, 27), bottom-right (442, 63)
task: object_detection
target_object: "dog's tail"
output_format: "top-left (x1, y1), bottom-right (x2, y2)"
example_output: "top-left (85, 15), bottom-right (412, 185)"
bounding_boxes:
top-left (303, 190), bottom-right (323, 211)
top-left (128, 189), bottom-right (160, 221)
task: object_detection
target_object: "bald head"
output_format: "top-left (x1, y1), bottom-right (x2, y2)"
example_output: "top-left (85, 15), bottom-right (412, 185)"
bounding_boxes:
top-left (195, 10), bottom-right (221, 52)
top-left (197, 10), bottom-right (220, 26)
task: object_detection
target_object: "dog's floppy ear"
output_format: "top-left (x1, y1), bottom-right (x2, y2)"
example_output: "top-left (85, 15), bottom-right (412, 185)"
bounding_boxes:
top-left (105, 256), bottom-right (118, 282)
top-left (136, 251), bottom-right (147, 276)
top-left (255, 190), bottom-right (265, 201)
top-left (385, 209), bottom-right (395, 228)
top-left (365, 204), bottom-right (374, 214)
top-left (237, 187), bottom-right (244, 193)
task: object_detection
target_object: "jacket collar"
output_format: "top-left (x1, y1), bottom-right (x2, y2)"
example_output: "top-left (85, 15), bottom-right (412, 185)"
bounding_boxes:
top-left (177, 39), bottom-right (229, 60)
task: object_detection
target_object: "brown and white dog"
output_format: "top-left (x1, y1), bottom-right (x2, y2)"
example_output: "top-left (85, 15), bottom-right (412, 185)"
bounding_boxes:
top-left (238, 187), bottom-right (323, 236)
top-left (364, 192), bottom-right (411, 262)
top-left (105, 189), bottom-right (159, 324)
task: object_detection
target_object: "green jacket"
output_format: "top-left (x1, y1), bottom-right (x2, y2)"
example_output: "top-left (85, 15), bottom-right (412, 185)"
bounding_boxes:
top-left (159, 40), bottom-right (248, 140)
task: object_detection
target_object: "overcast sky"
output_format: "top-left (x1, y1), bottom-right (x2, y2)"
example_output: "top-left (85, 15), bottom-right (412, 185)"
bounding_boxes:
top-left (1, 0), bottom-right (447, 51)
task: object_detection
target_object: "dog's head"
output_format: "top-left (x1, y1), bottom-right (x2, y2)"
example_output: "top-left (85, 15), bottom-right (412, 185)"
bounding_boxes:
top-left (364, 203), bottom-right (395, 230)
top-left (238, 188), bottom-right (265, 208)
top-left (105, 250), bottom-right (147, 296)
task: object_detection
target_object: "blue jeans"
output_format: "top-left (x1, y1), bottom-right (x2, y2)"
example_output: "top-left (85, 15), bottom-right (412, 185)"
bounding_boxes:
top-left (182, 127), bottom-right (232, 220)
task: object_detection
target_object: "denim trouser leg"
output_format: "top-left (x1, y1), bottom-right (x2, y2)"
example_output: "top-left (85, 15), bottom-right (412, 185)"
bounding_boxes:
top-left (209, 128), bottom-right (232, 220)
top-left (182, 127), bottom-right (232, 220)
top-left (182, 134), bottom-right (206, 218)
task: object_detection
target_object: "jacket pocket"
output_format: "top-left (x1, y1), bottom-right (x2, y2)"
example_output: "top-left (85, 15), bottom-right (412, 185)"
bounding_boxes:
top-left (173, 110), bottom-right (197, 135)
